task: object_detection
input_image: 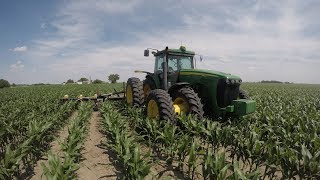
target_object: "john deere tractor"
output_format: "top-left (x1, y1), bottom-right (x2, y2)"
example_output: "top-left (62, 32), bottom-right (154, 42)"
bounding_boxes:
top-left (125, 46), bottom-right (256, 121)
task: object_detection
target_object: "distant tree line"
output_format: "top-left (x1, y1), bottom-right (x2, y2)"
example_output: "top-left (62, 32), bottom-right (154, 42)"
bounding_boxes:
top-left (32, 83), bottom-right (51, 86)
top-left (65, 74), bottom-right (120, 84)
top-left (1, 73), bottom-right (121, 88)
top-left (260, 80), bottom-right (293, 84)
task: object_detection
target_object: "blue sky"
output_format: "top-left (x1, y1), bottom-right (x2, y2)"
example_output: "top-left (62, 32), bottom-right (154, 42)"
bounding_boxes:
top-left (0, 0), bottom-right (319, 84)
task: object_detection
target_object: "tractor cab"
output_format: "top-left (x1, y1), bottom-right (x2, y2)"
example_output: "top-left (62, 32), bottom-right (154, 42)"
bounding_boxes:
top-left (144, 46), bottom-right (195, 89)
top-left (145, 46), bottom-right (195, 72)
top-left (152, 46), bottom-right (195, 72)
top-left (154, 53), bottom-right (195, 74)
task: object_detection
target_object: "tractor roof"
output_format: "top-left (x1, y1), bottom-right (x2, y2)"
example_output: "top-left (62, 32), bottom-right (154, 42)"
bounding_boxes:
top-left (154, 46), bottom-right (195, 56)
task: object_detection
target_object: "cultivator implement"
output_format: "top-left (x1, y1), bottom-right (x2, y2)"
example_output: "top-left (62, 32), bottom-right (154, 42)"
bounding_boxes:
top-left (60, 89), bottom-right (125, 111)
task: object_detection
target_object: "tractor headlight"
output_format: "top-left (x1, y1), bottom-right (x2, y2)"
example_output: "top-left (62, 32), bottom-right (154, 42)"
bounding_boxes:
top-left (225, 78), bottom-right (242, 84)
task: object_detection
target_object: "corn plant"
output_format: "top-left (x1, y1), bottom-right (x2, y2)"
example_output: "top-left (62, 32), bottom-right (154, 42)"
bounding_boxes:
top-left (187, 140), bottom-right (201, 179)
top-left (231, 161), bottom-right (260, 180)
top-left (41, 152), bottom-right (78, 180)
top-left (126, 146), bottom-right (152, 180)
top-left (176, 133), bottom-right (192, 170)
top-left (101, 102), bottom-right (152, 179)
top-left (202, 150), bottom-right (230, 180)
top-left (155, 124), bottom-right (179, 165)
top-left (0, 144), bottom-right (28, 179)
top-left (138, 118), bottom-right (161, 148)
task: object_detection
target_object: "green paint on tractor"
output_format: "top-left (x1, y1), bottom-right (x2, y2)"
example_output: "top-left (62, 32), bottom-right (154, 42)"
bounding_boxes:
top-left (177, 69), bottom-right (256, 116)
top-left (142, 46), bottom-right (256, 118)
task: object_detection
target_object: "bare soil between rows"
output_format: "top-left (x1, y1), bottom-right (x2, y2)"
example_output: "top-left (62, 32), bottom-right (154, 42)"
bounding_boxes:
top-left (26, 111), bottom-right (121, 180)
top-left (77, 112), bottom-right (118, 180)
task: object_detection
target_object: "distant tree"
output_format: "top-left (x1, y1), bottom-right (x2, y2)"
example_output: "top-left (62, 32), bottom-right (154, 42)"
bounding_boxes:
top-left (12, 83), bottom-right (16, 87)
top-left (261, 80), bottom-right (283, 84)
top-left (32, 83), bottom-right (46, 86)
top-left (108, 74), bottom-right (120, 83)
top-left (0, 79), bottom-right (10, 88)
top-left (93, 79), bottom-right (103, 84)
top-left (66, 79), bottom-right (74, 84)
top-left (78, 77), bottom-right (89, 82)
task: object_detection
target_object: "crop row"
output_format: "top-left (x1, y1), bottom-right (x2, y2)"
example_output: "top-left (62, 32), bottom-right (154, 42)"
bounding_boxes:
top-left (103, 101), bottom-right (260, 179)
top-left (0, 102), bottom-right (74, 179)
top-left (41, 102), bottom-right (92, 179)
top-left (111, 83), bottom-right (320, 179)
top-left (0, 84), bottom-right (122, 158)
top-left (0, 84), bottom-right (120, 178)
top-left (100, 102), bottom-right (152, 179)
top-left (241, 83), bottom-right (320, 178)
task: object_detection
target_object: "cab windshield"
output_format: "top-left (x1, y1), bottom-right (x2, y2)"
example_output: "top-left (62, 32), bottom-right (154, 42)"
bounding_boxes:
top-left (155, 55), bottom-right (194, 73)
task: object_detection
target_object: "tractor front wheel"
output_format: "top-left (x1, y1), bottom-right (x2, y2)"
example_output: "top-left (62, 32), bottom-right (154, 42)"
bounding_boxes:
top-left (126, 77), bottom-right (144, 107)
top-left (145, 89), bottom-right (175, 123)
top-left (171, 87), bottom-right (204, 118)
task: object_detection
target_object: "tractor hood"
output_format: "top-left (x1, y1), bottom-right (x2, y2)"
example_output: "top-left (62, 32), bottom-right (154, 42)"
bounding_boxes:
top-left (179, 69), bottom-right (242, 81)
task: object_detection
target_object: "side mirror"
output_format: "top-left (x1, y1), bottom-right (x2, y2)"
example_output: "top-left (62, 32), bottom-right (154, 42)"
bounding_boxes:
top-left (144, 49), bottom-right (149, 57)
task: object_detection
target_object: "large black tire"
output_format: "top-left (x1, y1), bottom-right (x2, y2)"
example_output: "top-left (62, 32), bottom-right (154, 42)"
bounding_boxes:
top-left (126, 77), bottom-right (144, 107)
top-left (171, 87), bottom-right (204, 118)
top-left (239, 89), bottom-right (250, 100)
top-left (145, 89), bottom-right (175, 123)
top-left (143, 77), bottom-right (156, 98)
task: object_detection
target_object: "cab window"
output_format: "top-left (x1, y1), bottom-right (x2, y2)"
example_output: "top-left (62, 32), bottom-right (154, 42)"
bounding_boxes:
top-left (168, 55), bottom-right (193, 71)
top-left (168, 58), bottom-right (178, 72)
top-left (154, 55), bottom-right (164, 73)
top-left (179, 56), bottom-right (193, 69)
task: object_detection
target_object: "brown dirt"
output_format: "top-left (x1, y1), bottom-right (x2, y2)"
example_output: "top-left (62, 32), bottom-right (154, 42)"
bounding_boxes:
top-left (29, 112), bottom-right (78, 180)
top-left (77, 112), bottom-right (118, 180)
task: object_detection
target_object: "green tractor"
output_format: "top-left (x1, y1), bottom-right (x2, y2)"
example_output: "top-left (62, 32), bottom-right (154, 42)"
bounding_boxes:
top-left (125, 46), bottom-right (256, 121)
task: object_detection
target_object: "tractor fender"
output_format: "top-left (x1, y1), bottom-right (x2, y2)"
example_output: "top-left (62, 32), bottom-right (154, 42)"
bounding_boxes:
top-left (168, 82), bottom-right (190, 95)
top-left (146, 74), bottom-right (161, 89)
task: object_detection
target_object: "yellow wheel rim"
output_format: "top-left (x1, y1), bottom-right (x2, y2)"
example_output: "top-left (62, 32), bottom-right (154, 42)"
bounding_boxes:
top-left (126, 85), bottom-right (133, 105)
top-left (147, 99), bottom-right (159, 118)
top-left (173, 97), bottom-right (189, 115)
top-left (143, 84), bottom-right (151, 97)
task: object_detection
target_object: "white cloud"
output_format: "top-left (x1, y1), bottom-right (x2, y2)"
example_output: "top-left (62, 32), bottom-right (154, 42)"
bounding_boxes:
top-left (23, 0), bottom-right (320, 84)
top-left (40, 23), bottom-right (47, 29)
top-left (64, 0), bottom-right (142, 14)
top-left (10, 61), bottom-right (25, 71)
top-left (10, 46), bottom-right (28, 52)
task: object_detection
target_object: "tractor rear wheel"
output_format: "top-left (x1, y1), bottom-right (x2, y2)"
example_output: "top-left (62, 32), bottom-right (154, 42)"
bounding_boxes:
top-left (145, 89), bottom-right (175, 123)
top-left (171, 87), bottom-right (204, 118)
top-left (143, 78), bottom-right (156, 98)
top-left (239, 89), bottom-right (250, 99)
top-left (126, 77), bottom-right (144, 107)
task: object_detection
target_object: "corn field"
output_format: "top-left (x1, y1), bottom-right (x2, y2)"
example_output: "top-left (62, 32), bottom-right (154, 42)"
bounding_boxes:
top-left (0, 83), bottom-right (320, 179)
